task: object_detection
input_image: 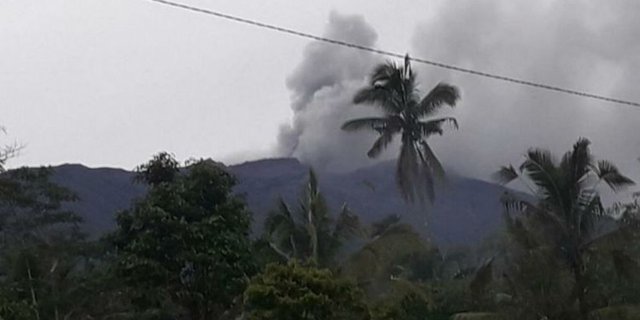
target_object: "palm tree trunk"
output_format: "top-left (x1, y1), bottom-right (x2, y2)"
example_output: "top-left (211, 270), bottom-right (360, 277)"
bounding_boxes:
top-left (307, 218), bottom-right (318, 263)
top-left (289, 235), bottom-right (297, 258)
top-left (572, 253), bottom-right (588, 319)
top-left (26, 259), bottom-right (41, 320)
top-left (307, 191), bottom-right (319, 263)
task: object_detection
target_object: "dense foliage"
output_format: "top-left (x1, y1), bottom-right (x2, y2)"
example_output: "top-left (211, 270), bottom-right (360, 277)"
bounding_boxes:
top-left (112, 154), bottom-right (256, 319)
top-left (244, 261), bottom-right (370, 320)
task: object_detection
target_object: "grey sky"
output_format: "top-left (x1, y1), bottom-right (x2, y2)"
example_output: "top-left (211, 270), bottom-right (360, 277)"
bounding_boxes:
top-left (1, 0), bottom-right (428, 168)
top-left (3, 1), bottom-right (640, 189)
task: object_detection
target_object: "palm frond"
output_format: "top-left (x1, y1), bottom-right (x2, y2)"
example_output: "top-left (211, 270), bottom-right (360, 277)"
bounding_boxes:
top-left (306, 169), bottom-right (321, 204)
top-left (520, 148), bottom-right (567, 212)
top-left (560, 137), bottom-right (592, 185)
top-left (417, 83), bottom-right (460, 117)
top-left (370, 214), bottom-right (402, 239)
top-left (370, 62), bottom-right (398, 85)
top-left (367, 130), bottom-right (395, 158)
top-left (418, 117), bottom-right (458, 137)
top-left (264, 198), bottom-right (295, 236)
top-left (366, 60), bottom-right (419, 113)
top-left (500, 192), bottom-right (550, 223)
top-left (500, 192), bottom-right (535, 214)
top-left (377, 63), bottom-right (406, 95)
top-left (500, 191), bottom-right (568, 235)
top-left (593, 160), bottom-right (635, 192)
top-left (419, 141), bottom-right (445, 184)
top-left (341, 117), bottom-right (389, 132)
top-left (352, 87), bottom-right (402, 114)
top-left (493, 165), bottom-right (519, 184)
top-left (333, 204), bottom-right (364, 240)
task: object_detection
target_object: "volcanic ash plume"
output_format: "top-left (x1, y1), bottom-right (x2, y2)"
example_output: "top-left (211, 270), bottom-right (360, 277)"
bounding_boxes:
top-left (410, 0), bottom-right (640, 181)
top-left (276, 12), bottom-right (389, 172)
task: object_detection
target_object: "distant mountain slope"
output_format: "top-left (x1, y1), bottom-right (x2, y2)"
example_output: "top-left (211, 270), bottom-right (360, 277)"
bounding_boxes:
top-left (50, 158), bottom-right (511, 246)
top-left (232, 158), bottom-right (510, 246)
top-left (50, 164), bottom-right (146, 235)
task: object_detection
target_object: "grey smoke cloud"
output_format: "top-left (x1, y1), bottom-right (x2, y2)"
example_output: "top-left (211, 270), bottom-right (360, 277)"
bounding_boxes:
top-left (278, 3), bottom-right (640, 191)
top-left (410, 0), bottom-right (640, 185)
top-left (276, 11), bottom-right (387, 171)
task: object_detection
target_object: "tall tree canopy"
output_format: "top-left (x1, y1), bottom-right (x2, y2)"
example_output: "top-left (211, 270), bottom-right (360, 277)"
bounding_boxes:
top-left (112, 154), bottom-right (256, 320)
top-left (342, 55), bottom-right (460, 203)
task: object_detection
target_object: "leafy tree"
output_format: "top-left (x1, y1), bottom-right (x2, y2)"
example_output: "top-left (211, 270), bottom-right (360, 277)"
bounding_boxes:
top-left (585, 201), bottom-right (640, 308)
top-left (133, 151), bottom-right (180, 186)
top-left (244, 261), bottom-right (370, 320)
top-left (0, 292), bottom-right (32, 320)
top-left (112, 154), bottom-right (256, 320)
top-left (0, 167), bottom-right (82, 244)
top-left (342, 55), bottom-right (460, 203)
top-left (0, 167), bottom-right (87, 320)
top-left (343, 216), bottom-right (475, 318)
top-left (373, 290), bottom-right (432, 320)
top-left (495, 137), bottom-right (634, 318)
top-left (262, 169), bottom-right (363, 267)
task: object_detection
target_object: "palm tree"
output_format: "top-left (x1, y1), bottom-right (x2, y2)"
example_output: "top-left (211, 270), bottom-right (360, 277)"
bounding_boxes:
top-left (341, 55), bottom-right (460, 203)
top-left (495, 137), bottom-right (634, 318)
top-left (340, 215), bottom-right (435, 296)
top-left (263, 169), bottom-right (363, 267)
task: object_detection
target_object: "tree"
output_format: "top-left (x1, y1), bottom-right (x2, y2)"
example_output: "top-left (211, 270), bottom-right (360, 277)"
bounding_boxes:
top-left (0, 167), bottom-right (87, 320)
top-left (341, 218), bottom-right (434, 298)
top-left (0, 126), bottom-right (21, 173)
top-left (370, 282), bottom-right (432, 320)
top-left (133, 151), bottom-right (179, 186)
top-left (262, 169), bottom-right (363, 267)
top-left (342, 215), bottom-right (473, 318)
top-left (244, 261), bottom-right (370, 320)
top-left (342, 55), bottom-right (460, 203)
top-left (497, 212), bottom-right (577, 319)
top-left (495, 137), bottom-right (634, 318)
top-left (112, 154), bottom-right (256, 320)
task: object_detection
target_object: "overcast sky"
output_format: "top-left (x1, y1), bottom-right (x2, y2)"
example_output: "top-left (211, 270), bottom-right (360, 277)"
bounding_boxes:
top-left (3, 1), bottom-right (640, 186)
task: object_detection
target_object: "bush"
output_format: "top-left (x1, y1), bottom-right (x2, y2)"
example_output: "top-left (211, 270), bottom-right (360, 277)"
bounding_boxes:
top-left (244, 261), bottom-right (370, 320)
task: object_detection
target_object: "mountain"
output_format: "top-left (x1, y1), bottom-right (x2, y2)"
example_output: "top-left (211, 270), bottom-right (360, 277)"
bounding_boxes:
top-left (50, 158), bottom-right (511, 247)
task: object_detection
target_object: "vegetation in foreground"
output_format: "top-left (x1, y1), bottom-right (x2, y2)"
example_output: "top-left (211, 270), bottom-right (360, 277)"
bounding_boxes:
top-left (0, 145), bottom-right (638, 320)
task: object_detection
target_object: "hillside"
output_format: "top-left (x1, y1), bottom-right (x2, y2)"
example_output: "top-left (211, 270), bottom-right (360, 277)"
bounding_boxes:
top-left (50, 158), bottom-right (510, 246)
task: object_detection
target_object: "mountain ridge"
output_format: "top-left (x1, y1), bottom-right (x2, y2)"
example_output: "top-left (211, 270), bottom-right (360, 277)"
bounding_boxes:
top-left (46, 158), bottom-right (510, 247)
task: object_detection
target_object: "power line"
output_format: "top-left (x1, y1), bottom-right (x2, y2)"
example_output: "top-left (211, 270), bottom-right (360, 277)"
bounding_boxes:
top-left (148, 0), bottom-right (640, 108)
